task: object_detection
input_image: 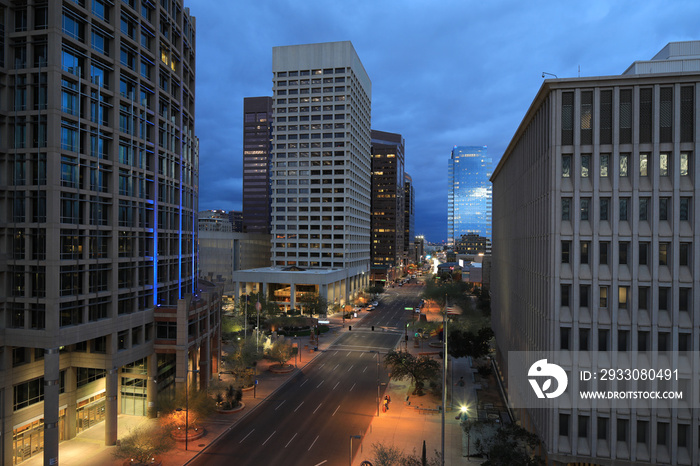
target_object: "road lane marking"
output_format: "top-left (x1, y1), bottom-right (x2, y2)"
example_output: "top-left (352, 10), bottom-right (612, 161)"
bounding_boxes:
top-left (285, 432), bottom-right (297, 448)
top-left (239, 429), bottom-right (254, 443)
top-left (262, 430), bottom-right (276, 446)
top-left (316, 380), bottom-right (324, 388)
top-left (300, 379), bottom-right (308, 387)
top-left (347, 352), bottom-right (352, 357)
top-left (275, 400), bottom-right (286, 410)
top-left (334, 351), bottom-right (338, 355)
top-left (313, 402), bottom-right (323, 414)
top-left (363, 366), bottom-right (367, 373)
top-left (332, 364), bottom-right (339, 371)
top-left (347, 364), bottom-right (354, 372)
top-left (313, 461), bottom-right (327, 466)
top-left (319, 363), bottom-right (325, 369)
top-left (349, 383), bottom-right (356, 391)
top-left (332, 405), bottom-right (340, 416)
top-left (294, 401), bottom-right (304, 412)
top-left (308, 435), bottom-right (320, 451)
top-left (333, 381), bottom-right (340, 390)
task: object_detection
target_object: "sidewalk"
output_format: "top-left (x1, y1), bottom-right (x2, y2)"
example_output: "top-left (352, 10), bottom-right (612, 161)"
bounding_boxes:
top-left (352, 327), bottom-right (487, 464)
top-left (22, 310), bottom-right (368, 466)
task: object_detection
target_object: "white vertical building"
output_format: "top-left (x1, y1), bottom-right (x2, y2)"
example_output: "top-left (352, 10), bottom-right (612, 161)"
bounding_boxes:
top-left (269, 41), bottom-right (372, 292)
top-left (492, 42), bottom-right (700, 465)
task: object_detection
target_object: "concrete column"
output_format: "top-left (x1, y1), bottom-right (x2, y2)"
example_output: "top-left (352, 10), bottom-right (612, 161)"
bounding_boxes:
top-left (290, 283), bottom-right (296, 311)
top-left (65, 367), bottom-right (77, 438)
top-left (199, 340), bottom-right (210, 390)
top-left (147, 355), bottom-right (158, 418)
top-left (3, 386), bottom-right (13, 466)
top-left (233, 281), bottom-right (240, 303)
top-left (262, 282), bottom-right (268, 300)
top-left (104, 368), bottom-right (118, 446)
top-left (43, 347), bottom-right (60, 466)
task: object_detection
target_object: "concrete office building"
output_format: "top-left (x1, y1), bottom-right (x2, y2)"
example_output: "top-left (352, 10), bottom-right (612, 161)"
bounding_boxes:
top-left (233, 41), bottom-right (372, 310)
top-left (404, 172), bottom-right (416, 264)
top-left (448, 145), bottom-right (492, 247)
top-left (492, 41), bottom-right (700, 465)
top-left (0, 2), bottom-right (222, 465)
top-left (370, 130), bottom-right (405, 285)
top-left (242, 96), bottom-right (273, 233)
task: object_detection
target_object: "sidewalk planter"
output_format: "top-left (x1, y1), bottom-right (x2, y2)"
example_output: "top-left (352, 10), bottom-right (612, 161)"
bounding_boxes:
top-left (241, 384), bottom-right (255, 392)
top-left (171, 427), bottom-right (205, 442)
top-left (122, 460), bottom-right (162, 466)
top-left (216, 402), bottom-right (245, 414)
top-left (269, 364), bottom-right (295, 374)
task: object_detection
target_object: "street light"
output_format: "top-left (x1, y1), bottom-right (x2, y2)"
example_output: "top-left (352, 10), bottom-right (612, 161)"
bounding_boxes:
top-left (349, 434), bottom-right (362, 466)
top-left (182, 368), bottom-right (199, 451)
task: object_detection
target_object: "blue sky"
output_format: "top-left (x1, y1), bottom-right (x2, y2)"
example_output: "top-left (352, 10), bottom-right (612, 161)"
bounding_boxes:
top-left (189, 0), bottom-right (700, 243)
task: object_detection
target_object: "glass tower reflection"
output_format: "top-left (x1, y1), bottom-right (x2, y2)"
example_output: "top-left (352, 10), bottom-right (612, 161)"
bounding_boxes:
top-left (448, 146), bottom-right (492, 246)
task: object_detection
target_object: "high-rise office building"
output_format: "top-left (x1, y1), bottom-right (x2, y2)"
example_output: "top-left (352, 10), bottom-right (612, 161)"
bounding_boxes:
top-left (491, 41), bottom-right (700, 465)
top-left (242, 96), bottom-right (273, 233)
top-left (404, 173), bottom-right (415, 263)
top-left (0, 2), bottom-right (217, 464)
top-left (233, 41), bottom-right (372, 309)
top-left (370, 130), bottom-right (405, 284)
top-left (447, 146), bottom-right (492, 246)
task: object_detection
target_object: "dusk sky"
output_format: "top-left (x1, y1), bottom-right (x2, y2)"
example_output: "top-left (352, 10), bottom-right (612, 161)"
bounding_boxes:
top-left (190, 0), bottom-right (700, 243)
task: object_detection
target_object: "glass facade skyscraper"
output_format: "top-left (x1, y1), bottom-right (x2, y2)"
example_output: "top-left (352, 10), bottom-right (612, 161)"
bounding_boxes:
top-left (448, 146), bottom-right (492, 246)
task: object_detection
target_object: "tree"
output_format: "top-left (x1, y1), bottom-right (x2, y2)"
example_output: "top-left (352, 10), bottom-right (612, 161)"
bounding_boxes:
top-left (384, 350), bottom-right (440, 396)
top-left (464, 421), bottom-right (544, 466)
top-left (365, 284), bottom-right (385, 296)
top-left (297, 292), bottom-right (328, 316)
top-left (157, 383), bottom-right (216, 432)
top-left (369, 443), bottom-right (441, 466)
top-left (223, 336), bottom-right (263, 387)
top-left (112, 425), bottom-right (173, 465)
top-left (448, 327), bottom-right (494, 359)
top-left (265, 339), bottom-right (294, 367)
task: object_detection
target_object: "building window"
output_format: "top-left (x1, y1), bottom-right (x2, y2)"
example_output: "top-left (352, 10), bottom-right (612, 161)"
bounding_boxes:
top-left (561, 92), bottom-right (574, 145)
top-left (580, 241), bottom-right (590, 264)
top-left (562, 155), bottom-right (571, 177)
top-left (617, 419), bottom-right (629, 443)
top-left (639, 197), bottom-right (649, 221)
top-left (679, 288), bottom-right (690, 312)
top-left (559, 413), bottom-right (570, 437)
top-left (618, 286), bottom-right (629, 309)
top-left (580, 91), bottom-right (593, 145)
top-left (581, 155), bottom-right (590, 177)
top-left (561, 284), bottom-right (571, 307)
top-left (659, 243), bottom-right (669, 266)
top-left (680, 86), bottom-right (694, 142)
top-left (560, 327), bottom-right (571, 350)
top-left (598, 329), bottom-right (609, 351)
top-left (680, 197), bottom-right (690, 221)
top-left (599, 286), bottom-right (608, 308)
top-left (562, 241), bottom-right (571, 264)
top-left (679, 243), bottom-right (690, 267)
top-left (619, 153), bottom-right (629, 177)
top-left (659, 153), bottom-right (670, 177)
top-left (580, 198), bottom-right (590, 220)
top-left (680, 152), bottom-right (691, 177)
top-left (619, 89), bottom-right (633, 143)
top-left (600, 89), bottom-right (613, 144)
top-left (637, 288), bottom-right (652, 315)
top-left (597, 416), bottom-right (609, 440)
top-left (578, 415), bottom-right (590, 439)
top-left (659, 87), bottom-right (673, 143)
top-left (678, 334), bottom-right (691, 352)
top-left (637, 420), bottom-right (649, 445)
top-left (562, 198), bottom-right (571, 221)
top-left (600, 198), bottom-right (609, 221)
top-left (639, 242), bottom-right (649, 266)
top-left (579, 329), bottom-right (590, 351)
top-left (639, 153), bottom-right (649, 176)
top-left (580, 285), bottom-right (589, 308)
top-left (619, 242), bottom-right (629, 265)
top-left (618, 330), bottom-right (629, 351)
top-left (639, 88), bottom-right (653, 143)
top-left (658, 288), bottom-right (669, 312)
top-left (677, 423), bottom-right (690, 449)
top-left (600, 154), bottom-right (609, 177)
top-left (659, 197), bottom-right (669, 221)
top-left (619, 198), bottom-right (629, 221)
top-left (657, 422), bottom-right (669, 446)
top-left (599, 242), bottom-right (609, 265)
top-left (638, 331), bottom-right (650, 351)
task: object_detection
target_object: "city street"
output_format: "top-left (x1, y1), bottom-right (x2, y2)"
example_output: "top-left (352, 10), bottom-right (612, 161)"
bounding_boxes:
top-left (190, 285), bottom-right (423, 466)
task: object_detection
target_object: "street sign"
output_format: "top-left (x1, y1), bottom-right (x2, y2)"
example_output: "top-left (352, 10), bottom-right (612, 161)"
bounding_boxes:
top-left (404, 307), bottom-right (413, 310)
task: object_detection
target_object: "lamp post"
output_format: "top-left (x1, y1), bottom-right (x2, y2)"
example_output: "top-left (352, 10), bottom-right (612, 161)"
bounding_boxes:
top-left (441, 294), bottom-right (448, 466)
top-left (349, 434), bottom-right (362, 466)
top-left (184, 368), bottom-right (199, 451)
